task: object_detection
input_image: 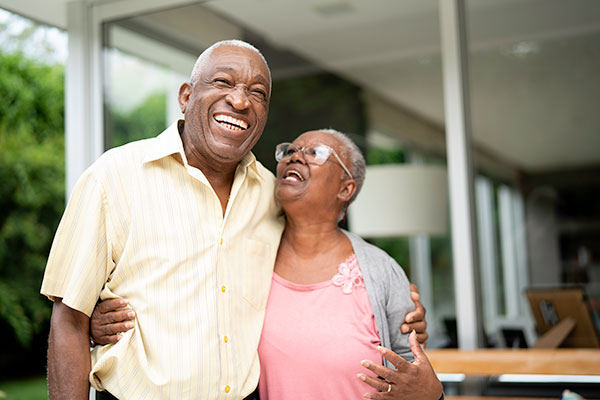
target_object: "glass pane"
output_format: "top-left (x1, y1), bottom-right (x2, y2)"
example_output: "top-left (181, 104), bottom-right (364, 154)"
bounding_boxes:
top-left (102, 0), bottom-right (452, 345)
top-left (104, 21), bottom-right (195, 148)
top-left (467, 0), bottom-right (600, 348)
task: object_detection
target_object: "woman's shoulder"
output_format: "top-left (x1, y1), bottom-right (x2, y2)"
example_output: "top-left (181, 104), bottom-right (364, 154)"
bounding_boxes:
top-left (341, 230), bottom-right (402, 272)
top-left (341, 230), bottom-right (411, 309)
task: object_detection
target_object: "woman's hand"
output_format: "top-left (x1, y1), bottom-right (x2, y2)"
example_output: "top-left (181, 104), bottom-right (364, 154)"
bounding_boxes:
top-left (401, 284), bottom-right (428, 345)
top-left (90, 298), bottom-right (135, 345)
top-left (357, 331), bottom-right (443, 399)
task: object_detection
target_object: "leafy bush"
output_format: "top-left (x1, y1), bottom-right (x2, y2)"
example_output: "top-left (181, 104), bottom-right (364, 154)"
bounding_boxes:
top-left (0, 51), bottom-right (65, 347)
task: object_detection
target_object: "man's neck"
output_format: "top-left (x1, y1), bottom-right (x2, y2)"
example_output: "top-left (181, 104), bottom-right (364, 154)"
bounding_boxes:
top-left (180, 125), bottom-right (240, 216)
top-left (191, 158), bottom-right (237, 216)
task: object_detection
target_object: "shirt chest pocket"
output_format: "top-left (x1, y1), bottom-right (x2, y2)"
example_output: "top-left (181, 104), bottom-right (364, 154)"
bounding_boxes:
top-left (233, 239), bottom-right (274, 311)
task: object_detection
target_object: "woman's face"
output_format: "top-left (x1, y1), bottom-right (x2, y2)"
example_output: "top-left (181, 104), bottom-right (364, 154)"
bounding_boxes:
top-left (275, 130), bottom-right (354, 220)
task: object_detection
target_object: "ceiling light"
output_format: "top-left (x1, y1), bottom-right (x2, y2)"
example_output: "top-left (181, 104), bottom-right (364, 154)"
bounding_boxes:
top-left (313, 2), bottom-right (355, 17)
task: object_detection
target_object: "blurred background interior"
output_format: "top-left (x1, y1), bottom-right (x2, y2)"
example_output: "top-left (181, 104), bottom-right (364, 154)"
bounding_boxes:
top-left (0, 0), bottom-right (599, 398)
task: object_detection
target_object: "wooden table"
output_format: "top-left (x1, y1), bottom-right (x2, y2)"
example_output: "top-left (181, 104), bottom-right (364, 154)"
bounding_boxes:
top-left (426, 349), bottom-right (600, 375)
top-left (426, 349), bottom-right (600, 400)
top-left (447, 397), bottom-right (556, 400)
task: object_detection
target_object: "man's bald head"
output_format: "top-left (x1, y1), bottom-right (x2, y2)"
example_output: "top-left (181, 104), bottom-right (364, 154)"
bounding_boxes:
top-left (189, 39), bottom-right (271, 93)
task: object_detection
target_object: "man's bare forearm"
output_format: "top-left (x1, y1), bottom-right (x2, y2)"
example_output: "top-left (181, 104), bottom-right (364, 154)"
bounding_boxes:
top-left (48, 299), bottom-right (92, 400)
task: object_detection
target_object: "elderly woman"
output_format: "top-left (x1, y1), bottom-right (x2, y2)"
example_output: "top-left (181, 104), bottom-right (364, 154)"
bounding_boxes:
top-left (91, 129), bottom-right (443, 399)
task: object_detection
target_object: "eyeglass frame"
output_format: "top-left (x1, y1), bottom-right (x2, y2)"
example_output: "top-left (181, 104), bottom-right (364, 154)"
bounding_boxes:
top-left (274, 142), bottom-right (354, 180)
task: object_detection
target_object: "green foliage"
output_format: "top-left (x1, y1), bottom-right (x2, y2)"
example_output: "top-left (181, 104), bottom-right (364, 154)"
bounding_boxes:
top-left (0, 50), bottom-right (64, 346)
top-left (370, 237), bottom-right (411, 276)
top-left (110, 92), bottom-right (167, 147)
top-left (0, 52), bottom-right (64, 140)
top-left (430, 235), bottom-right (454, 305)
top-left (366, 146), bottom-right (405, 165)
top-left (0, 10), bottom-right (63, 65)
top-left (0, 376), bottom-right (48, 400)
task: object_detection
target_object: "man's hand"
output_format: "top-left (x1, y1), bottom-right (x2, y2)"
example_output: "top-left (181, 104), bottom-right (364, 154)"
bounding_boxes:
top-left (401, 284), bottom-right (428, 345)
top-left (90, 298), bottom-right (135, 345)
top-left (356, 331), bottom-right (443, 399)
top-left (48, 299), bottom-right (92, 400)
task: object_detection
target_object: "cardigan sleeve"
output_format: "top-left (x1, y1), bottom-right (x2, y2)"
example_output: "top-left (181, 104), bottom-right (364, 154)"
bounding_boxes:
top-left (343, 230), bottom-right (415, 364)
top-left (383, 254), bottom-right (415, 363)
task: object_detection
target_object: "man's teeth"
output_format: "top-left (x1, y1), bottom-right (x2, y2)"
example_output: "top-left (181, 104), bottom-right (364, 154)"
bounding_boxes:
top-left (215, 114), bottom-right (248, 130)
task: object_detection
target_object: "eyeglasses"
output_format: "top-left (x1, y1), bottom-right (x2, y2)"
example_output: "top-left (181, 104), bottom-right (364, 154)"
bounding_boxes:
top-left (275, 142), bottom-right (354, 179)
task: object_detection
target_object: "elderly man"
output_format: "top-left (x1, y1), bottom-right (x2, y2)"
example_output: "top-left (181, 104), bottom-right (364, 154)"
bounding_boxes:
top-left (41, 40), bottom-right (428, 400)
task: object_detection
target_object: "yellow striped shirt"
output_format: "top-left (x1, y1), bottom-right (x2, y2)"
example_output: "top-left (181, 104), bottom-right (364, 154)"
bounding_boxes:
top-left (41, 121), bottom-right (284, 399)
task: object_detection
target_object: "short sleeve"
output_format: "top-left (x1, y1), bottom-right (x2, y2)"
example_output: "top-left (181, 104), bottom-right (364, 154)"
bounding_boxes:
top-left (40, 169), bottom-right (113, 317)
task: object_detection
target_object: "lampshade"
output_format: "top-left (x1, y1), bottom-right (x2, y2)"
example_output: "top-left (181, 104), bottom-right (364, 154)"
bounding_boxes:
top-left (348, 164), bottom-right (448, 237)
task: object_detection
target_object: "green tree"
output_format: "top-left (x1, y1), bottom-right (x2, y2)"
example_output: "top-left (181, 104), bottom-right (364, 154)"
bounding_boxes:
top-left (109, 92), bottom-right (167, 148)
top-left (0, 50), bottom-right (65, 347)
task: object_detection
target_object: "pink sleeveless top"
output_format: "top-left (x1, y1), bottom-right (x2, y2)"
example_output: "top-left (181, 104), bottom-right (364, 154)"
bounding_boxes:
top-left (258, 254), bottom-right (382, 399)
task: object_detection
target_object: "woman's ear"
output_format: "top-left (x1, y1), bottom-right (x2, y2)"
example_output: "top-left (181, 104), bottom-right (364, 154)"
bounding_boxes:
top-left (178, 82), bottom-right (193, 114)
top-left (338, 179), bottom-right (356, 203)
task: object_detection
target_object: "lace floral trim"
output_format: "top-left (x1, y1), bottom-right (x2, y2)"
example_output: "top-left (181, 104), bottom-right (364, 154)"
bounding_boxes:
top-left (332, 254), bottom-right (364, 294)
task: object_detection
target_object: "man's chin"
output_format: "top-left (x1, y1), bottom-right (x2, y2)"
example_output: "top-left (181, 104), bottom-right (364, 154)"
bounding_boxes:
top-left (206, 141), bottom-right (251, 164)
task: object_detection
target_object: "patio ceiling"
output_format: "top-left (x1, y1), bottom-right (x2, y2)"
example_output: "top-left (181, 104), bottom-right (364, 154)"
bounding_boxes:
top-left (2, 0), bottom-right (599, 172)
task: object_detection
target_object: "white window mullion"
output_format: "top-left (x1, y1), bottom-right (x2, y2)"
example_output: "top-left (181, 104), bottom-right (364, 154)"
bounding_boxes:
top-left (476, 176), bottom-right (500, 334)
top-left (512, 189), bottom-right (529, 316)
top-left (499, 185), bottom-right (519, 318)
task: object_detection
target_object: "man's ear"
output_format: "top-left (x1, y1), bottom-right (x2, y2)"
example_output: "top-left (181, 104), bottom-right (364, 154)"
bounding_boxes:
top-left (337, 179), bottom-right (356, 203)
top-left (178, 82), bottom-right (193, 114)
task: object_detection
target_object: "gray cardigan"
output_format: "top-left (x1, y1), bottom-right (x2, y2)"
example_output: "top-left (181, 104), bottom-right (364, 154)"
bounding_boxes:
top-left (342, 230), bottom-right (415, 368)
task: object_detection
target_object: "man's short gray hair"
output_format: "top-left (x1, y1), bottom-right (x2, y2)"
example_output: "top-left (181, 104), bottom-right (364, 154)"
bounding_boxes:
top-left (318, 129), bottom-right (366, 221)
top-left (189, 39), bottom-right (271, 89)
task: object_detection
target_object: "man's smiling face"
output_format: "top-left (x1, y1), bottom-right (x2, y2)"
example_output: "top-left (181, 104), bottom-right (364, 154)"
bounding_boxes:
top-left (179, 45), bottom-right (271, 166)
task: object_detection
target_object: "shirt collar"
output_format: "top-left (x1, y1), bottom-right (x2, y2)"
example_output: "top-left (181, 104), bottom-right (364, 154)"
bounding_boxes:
top-left (143, 120), bottom-right (186, 164)
top-left (143, 120), bottom-right (261, 178)
top-left (239, 151), bottom-right (260, 178)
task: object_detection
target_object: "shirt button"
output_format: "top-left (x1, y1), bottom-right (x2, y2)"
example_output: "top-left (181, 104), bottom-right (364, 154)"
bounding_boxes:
top-left (224, 386), bottom-right (230, 393)
top-left (221, 285), bottom-right (226, 293)
top-left (224, 336), bottom-right (229, 343)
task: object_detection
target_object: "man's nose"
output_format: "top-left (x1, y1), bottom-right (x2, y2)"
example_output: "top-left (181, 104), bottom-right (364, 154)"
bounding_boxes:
top-left (226, 86), bottom-right (251, 110)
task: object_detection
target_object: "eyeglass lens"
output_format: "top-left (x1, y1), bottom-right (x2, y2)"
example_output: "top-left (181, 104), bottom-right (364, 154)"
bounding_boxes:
top-left (277, 144), bottom-right (330, 165)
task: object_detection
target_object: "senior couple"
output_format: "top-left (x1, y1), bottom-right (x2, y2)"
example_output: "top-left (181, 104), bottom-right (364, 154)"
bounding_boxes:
top-left (42, 40), bottom-right (443, 399)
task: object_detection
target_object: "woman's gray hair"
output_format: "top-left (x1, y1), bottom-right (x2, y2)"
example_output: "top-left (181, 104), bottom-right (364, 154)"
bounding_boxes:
top-left (318, 129), bottom-right (366, 221)
top-left (189, 39), bottom-right (271, 90)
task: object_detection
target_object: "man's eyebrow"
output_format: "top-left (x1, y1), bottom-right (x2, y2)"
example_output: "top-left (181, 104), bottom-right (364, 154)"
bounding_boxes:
top-left (213, 67), bottom-right (269, 86)
top-left (253, 74), bottom-right (270, 87)
top-left (213, 66), bottom-right (237, 74)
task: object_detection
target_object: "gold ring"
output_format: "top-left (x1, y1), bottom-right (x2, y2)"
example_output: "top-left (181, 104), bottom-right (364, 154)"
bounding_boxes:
top-left (387, 383), bottom-right (392, 393)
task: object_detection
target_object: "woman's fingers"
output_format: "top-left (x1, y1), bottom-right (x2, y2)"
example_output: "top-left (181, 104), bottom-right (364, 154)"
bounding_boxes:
top-left (356, 373), bottom-right (391, 392)
top-left (96, 297), bottom-right (128, 313)
top-left (90, 298), bottom-right (136, 345)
